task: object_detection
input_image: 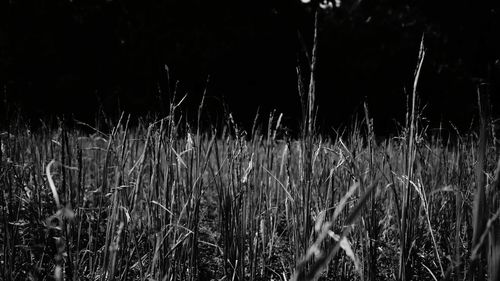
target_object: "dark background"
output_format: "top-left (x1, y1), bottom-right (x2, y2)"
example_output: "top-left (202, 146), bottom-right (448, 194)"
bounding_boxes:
top-left (1, 0), bottom-right (499, 135)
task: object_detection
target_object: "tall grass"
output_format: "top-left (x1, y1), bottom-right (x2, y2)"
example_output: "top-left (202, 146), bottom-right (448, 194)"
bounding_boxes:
top-left (0, 96), bottom-right (498, 281)
top-left (1, 39), bottom-right (499, 281)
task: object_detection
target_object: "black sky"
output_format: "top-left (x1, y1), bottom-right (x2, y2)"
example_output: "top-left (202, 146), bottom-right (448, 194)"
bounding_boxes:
top-left (1, 0), bottom-right (499, 135)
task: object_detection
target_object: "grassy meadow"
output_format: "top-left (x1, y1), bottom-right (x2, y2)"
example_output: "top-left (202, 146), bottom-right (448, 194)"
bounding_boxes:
top-left (1, 98), bottom-right (500, 281)
top-left (1, 42), bottom-right (500, 281)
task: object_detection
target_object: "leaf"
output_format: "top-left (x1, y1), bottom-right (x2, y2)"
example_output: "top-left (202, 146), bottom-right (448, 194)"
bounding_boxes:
top-left (46, 160), bottom-right (61, 209)
top-left (328, 231), bottom-right (361, 274)
top-left (314, 210), bottom-right (326, 233)
top-left (333, 181), bottom-right (359, 222)
top-left (345, 181), bottom-right (378, 225)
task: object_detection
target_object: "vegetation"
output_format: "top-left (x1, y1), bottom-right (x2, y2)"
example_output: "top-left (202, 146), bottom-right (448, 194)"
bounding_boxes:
top-left (1, 86), bottom-right (500, 281)
top-left (2, 1), bottom-right (499, 281)
top-left (2, 22), bottom-right (500, 281)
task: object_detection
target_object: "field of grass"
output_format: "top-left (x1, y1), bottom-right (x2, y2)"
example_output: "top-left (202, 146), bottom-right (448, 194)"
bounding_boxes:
top-left (1, 38), bottom-right (500, 281)
top-left (1, 99), bottom-right (500, 281)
